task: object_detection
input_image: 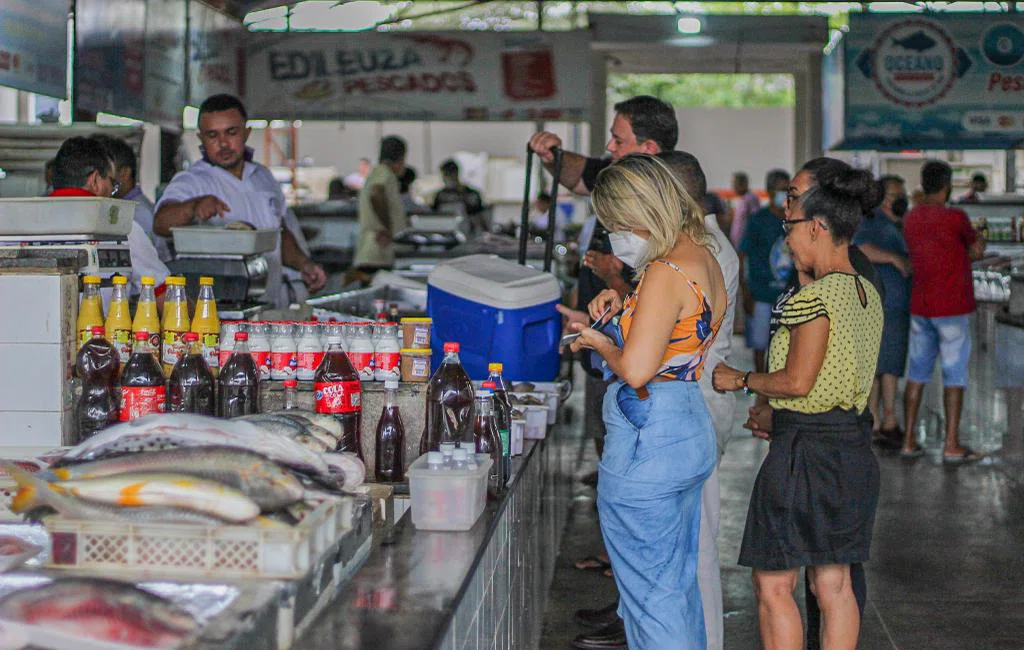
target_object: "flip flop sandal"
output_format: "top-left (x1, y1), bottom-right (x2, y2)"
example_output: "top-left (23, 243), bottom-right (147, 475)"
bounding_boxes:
top-left (900, 446), bottom-right (925, 460)
top-left (574, 555), bottom-right (611, 572)
top-left (943, 448), bottom-right (983, 465)
top-left (603, 567), bottom-right (614, 578)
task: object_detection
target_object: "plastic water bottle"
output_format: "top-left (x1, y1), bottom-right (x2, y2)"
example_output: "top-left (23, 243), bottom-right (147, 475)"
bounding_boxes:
top-left (427, 451), bottom-right (445, 471)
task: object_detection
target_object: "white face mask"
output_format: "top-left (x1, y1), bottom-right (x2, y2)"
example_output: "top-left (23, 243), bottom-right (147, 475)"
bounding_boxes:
top-left (608, 231), bottom-right (649, 269)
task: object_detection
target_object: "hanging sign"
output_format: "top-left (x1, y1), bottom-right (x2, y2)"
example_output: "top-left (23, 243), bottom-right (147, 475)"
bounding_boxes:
top-left (0, 0), bottom-right (68, 98)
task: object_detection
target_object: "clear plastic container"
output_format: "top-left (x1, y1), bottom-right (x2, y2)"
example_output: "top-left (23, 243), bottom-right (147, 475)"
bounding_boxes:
top-left (296, 323), bottom-right (324, 382)
top-left (248, 322), bottom-right (272, 381)
top-left (218, 321), bottom-right (240, 370)
top-left (346, 323), bottom-right (375, 382)
top-left (408, 453), bottom-right (492, 531)
top-left (373, 323), bottom-right (401, 382)
top-left (270, 322), bottom-right (298, 380)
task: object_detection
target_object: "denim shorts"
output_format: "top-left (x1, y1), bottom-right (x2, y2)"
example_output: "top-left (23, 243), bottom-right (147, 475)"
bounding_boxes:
top-left (598, 380), bottom-right (716, 650)
top-left (906, 314), bottom-right (972, 387)
top-left (744, 301), bottom-right (774, 351)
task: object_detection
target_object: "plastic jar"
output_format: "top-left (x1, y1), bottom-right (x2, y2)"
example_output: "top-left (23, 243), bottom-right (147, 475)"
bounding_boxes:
top-left (248, 322), bottom-right (272, 381)
top-left (401, 317), bottom-right (432, 349)
top-left (401, 348), bottom-right (431, 383)
top-left (270, 322), bottom-right (298, 380)
top-left (374, 323), bottom-right (402, 382)
top-left (296, 323), bottom-right (325, 382)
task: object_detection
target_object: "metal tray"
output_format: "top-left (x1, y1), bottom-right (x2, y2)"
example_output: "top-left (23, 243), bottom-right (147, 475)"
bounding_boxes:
top-left (307, 284), bottom-right (427, 315)
top-left (171, 226), bottom-right (280, 255)
top-left (0, 198), bottom-right (134, 238)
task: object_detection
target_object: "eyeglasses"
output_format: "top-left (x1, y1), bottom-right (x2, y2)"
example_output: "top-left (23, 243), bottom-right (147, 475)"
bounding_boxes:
top-left (110, 182), bottom-right (121, 197)
top-left (785, 191), bottom-right (803, 206)
top-left (780, 217), bottom-right (816, 234)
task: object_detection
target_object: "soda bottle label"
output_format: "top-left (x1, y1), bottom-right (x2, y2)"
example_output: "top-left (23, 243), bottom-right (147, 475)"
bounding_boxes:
top-left (119, 386), bottom-right (166, 421)
top-left (201, 333), bottom-right (220, 369)
top-left (111, 329), bottom-right (132, 364)
top-left (218, 347), bottom-right (233, 369)
top-left (78, 329), bottom-right (92, 348)
top-left (347, 351), bottom-right (374, 380)
top-left (499, 428), bottom-right (510, 456)
top-left (314, 381), bottom-right (362, 414)
top-left (251, 351), bottom-right (271, 380)
top-left (296, 351), bottom-right (325, 380)
top-left (162, 331), bottom-right (186, 368)
top-left (271, 352), bottom-right (298, 379)
top-left (374, 351), bottom-right (400, 379)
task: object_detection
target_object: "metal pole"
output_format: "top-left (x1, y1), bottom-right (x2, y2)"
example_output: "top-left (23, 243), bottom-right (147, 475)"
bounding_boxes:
top-left (518, 143), bottom-right (534, 266)
top-left (543, 147), bottom-right (562, 272)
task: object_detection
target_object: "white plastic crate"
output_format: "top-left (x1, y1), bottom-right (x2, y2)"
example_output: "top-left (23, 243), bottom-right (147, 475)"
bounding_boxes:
top-left (510, 417), bottom-right (526, 456)
top-left (514, 404), bottom-right (549, 440)
top-left (408, 453), bottom-right (492, 531)
top-left (44, 497), bottom-right (351, 579)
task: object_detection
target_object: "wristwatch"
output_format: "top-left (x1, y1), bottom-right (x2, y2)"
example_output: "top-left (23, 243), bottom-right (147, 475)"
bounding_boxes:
top-left (741, 371), bottom-right (753, 395)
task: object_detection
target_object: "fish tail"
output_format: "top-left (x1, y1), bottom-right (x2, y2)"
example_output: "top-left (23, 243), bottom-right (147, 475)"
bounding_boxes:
top-left (2, 462), bottom-right (62, 514)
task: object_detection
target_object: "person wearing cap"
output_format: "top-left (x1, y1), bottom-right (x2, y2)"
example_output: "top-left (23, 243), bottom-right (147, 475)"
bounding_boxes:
top-left (153, 94), bottom-right (327, 308)
top-left (50, 136), bottom-right (170, 300)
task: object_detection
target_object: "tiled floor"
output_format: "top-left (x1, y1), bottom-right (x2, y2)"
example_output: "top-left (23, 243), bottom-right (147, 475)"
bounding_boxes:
top-left (540, 335), bottom-right (1024, 649)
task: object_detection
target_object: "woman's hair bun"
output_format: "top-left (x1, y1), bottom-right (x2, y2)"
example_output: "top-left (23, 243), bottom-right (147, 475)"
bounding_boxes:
top-left (816, 166), bottom-right (880, 213)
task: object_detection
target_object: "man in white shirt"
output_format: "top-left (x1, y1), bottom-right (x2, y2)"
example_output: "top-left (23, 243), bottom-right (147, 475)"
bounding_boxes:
top-left (153, 94), bottom-right (326, 308)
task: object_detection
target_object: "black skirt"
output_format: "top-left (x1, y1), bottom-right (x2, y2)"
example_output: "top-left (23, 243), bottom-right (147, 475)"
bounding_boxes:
top-left (738, 408), bottom-right (880, 570)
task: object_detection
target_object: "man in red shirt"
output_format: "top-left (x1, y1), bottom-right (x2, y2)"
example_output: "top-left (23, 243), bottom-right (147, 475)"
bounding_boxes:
top-left (901, 160), bottom-right (986, 463)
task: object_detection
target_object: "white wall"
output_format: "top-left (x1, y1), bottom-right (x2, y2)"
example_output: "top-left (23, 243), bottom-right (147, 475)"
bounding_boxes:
top-left (674, 107), bottom-right (795, 192)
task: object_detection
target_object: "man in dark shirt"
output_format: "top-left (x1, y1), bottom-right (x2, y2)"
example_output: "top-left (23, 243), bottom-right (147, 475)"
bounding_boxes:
top-left (432, 159), bottom-right (484, 217)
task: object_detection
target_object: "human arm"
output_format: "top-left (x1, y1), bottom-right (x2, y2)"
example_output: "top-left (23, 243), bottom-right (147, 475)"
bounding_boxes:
top-left (857, 242), bottom-right (912, 277)
top-left (153, 196), bottom-right (229, 237)
top-left (737, 252), bottom-right (754, 313)
top-left (958, 210), bottom-right (986, 261)
top-left (583, 250), bottom-right (631, 298)
top-left (712, 315), bottom-right (829, 398)
top-left (527, 131), bottom-right (590, 196)
top-left (281, 228), bottom-right (326, 293)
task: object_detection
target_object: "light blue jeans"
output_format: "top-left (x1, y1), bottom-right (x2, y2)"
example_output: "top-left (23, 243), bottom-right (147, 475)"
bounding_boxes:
top-left (598, 380), bottom-right (717, 650)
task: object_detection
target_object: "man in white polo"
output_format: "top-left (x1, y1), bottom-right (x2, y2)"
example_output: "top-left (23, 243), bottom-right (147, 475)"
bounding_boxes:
top-left (154, 94), bottom-right (326, 307)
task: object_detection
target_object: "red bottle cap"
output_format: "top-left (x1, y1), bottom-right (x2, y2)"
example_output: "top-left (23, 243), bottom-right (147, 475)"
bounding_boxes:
top-left (283, 379), bottom-right (298, 388)
top-left (482, 381), bottom-right (497, 389)
top-left (444, 342), bottom-right (460, 353)
top-left (91, 326), bottom-right (106, 336)
top-left (183, 332), bottom-right (199, 342)
top-left (135, 331), bottom-right (149, 341)
top-left (235, 332), bottom-right (249, 342)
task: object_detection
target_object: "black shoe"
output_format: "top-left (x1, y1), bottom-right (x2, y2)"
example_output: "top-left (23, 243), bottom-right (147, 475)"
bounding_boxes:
top-left (574, 600), bottom-right (619, 629)
top-left (571, 619), bottom-right (627, 650)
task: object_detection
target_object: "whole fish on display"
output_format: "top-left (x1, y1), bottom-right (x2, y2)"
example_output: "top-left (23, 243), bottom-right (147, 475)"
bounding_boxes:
top-left (236, 414), bottom-right (339, 450)
top-left (42, 446), bottom-right (305, 511)
top-left (0, 578), bottom-right (198, 649)
top-left (269, 410), bottom-right (343, 440)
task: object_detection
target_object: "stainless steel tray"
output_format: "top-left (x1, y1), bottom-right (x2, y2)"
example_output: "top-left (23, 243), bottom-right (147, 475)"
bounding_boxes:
top-left (307, 284), bottom-right (427, 315)
top-left (0, 198), bottom-right (134, 238)
top-left (171, 226), bottom-right (280, 255)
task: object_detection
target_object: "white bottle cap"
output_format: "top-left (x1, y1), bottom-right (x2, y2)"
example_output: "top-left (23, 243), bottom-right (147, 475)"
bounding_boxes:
top-left (452, 448), bottom-right (468, 461)
top-left (439, 442), bottom-right (456, 454)
top-left (384, 380), bottom-right (399, 390)
top-left (426, 451), bottom-right (444, 465)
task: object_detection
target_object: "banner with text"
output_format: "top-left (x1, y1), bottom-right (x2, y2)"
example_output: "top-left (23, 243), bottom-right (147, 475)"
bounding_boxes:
top-left (188, 0), bottom-right (245, 104)
top-left (843, 13), bottom-right (1024, 149)
top-left (245, 31), bottom-right (591, 121)
top-left (0, 0), bottom-right (67, 98)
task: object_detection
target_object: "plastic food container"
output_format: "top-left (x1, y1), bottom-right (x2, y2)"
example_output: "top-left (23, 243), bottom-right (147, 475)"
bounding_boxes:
top-left (0, 197), bottom-right (134, 237)
top-left (171, 226), bottom-right (280, 255)
top-left (401, 348), bottom-right (431, 382)
top-left (400, 317), bottom-right (432, 349)
top-left (519, 404), bottom-right (549, 440)
top-left (510, 416), bottom-right (526, 456)
top-left (408, 453), bottom-right (492, 531)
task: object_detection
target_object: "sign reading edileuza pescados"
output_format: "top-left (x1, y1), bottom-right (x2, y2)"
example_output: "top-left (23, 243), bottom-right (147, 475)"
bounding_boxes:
top-left (245, 31), bottom-right (591, 121)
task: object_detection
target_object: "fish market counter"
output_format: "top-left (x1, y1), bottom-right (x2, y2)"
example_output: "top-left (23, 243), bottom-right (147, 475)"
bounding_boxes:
top-left (296, 401), bottom-right (584, 650)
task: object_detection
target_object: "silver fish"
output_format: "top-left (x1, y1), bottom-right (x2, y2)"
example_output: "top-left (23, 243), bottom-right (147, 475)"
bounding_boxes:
top-left (239, 414), bottom-right (339, 450)
top-left (293, 433), bottom-right (330, 453)
top-left (47, 447), bottom-right (304, 511)
top-left (269, 411), bottom-right (343, 441)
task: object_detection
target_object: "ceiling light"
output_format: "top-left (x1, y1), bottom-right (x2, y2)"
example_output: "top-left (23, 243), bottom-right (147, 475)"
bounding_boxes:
top-left (677, 16), bottom-right (702, 35)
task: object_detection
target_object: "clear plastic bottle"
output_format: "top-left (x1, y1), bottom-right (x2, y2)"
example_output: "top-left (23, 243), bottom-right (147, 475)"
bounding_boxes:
top-left (192, 276), bottom-right (220, 377)
top-left (374, 380), bottom-right (406, 483)
top-left (420, 342), bottom-right (475, 454)
top-left (161, 276), bottom-right (191, 375)
top-left (168, 331), bottom-right (216, 416)
top-left (426, 451), bottom-right (445, 471)
top-left (473, 389), bottom-right (505, 498)
top-left (120, 331), bottom-right (166, 422)
top-left (76, 275), bottom-right (104, 349)
top-left (373, 323), bottom-right (401, 382)
top-left (439, 441), bottom-right (457, 468)
top-left (270, 322), bottom-right (298, 380)
top-left (75, 325), bottom-right (119, 440)
top-left (314, 334), bottom-right (363, 459)
top-left (296, 323), bottom-right (325, 382)
top-left (218, 332), bottom-right (261, 418)
top-left (482, 380), bottom-right (511, 484)
top-left (248, 322), bottom-right (272, 382)
top-left (105, 276), bottom-right (133, 368)
top-left (451, 447), bottom-right (469, 469)
top-left (282, 378), bottom-right (299, 410)
top-left (218, 321), bottom-right (240, 370)
top-left (132, 276), bottom-right (160, 353)
top-left (346, 323), bottom-right (375, 382)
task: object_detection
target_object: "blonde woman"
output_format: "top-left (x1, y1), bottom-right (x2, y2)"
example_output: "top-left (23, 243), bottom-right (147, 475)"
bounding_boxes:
top-left (570, 155), bottom-right (726, 649)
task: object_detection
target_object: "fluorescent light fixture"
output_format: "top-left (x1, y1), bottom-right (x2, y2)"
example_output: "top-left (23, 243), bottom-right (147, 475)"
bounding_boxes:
top-left (668, 35), bottom-right (716, 48)
top-left (677, 16), bottom-right (702, 35)
top-left (247, 120), bottom-right (270, 129)
top-left (183, 106), bottom-right (199, 130)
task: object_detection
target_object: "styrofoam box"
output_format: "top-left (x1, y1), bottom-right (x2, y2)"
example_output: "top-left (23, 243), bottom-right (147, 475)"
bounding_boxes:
top-left (408, 453), bottom-right (492, 531)
top-left (0, 198), bottom-right (134, 237)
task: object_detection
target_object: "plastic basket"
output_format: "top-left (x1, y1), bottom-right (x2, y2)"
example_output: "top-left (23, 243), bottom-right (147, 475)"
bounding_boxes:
top-left (408, 454), bottom-right (492, 531)
top-left (43, 497), bottom-right (351, 579)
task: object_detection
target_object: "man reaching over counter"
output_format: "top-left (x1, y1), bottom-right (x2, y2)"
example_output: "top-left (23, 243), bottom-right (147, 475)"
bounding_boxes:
top-left (153, 94), bottom-right (326, 308)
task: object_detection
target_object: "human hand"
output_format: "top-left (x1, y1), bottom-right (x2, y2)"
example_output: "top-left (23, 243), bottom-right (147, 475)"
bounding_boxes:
top-left (744, 403), bottom-right (773, 440)
top-left (301, 261), bottom-right (327, 293)
top-left (555, 304), bottom-right (588, 334)
top-left (193, 195), bottom-right (230, 221)
top-left (528, 131), bottom-right (563, 164)
top-left (568, 323), bottom-right (613, 354)
top-left (584, 251), bottom-right (624, 285)
top-left (587, 289), bottom-right (622, 324)
top-left (892, 255), bottom-right (912, 278)
top-left (375, 231), bottom-right (392, 247)
top-left (712, 364), bottom-right (745, 393)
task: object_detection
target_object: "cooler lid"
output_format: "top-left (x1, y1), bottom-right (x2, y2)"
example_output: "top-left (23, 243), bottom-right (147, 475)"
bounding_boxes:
top-left (428, 254), bottom-right (561, 309)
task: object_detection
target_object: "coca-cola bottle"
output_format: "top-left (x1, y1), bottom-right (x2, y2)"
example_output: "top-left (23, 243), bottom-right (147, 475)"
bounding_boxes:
top-left (75, 325), bottom-right (120, 440)
top-left (473, 389), bottom-right (505, 498)
top-left (218, 332), bottom-right (261, 418)
top-left (314, 334), bottom-right (363, 459)
top-left (168, 332), bottom-right (216, 416)
top-left (374, 380), bottom-right (405, 483)
top-left (120, 331), bottom-right (166, 422)
top-left (420, 342), bottom-right (475, 454)
top-left (482, 381), bottom-right (511, 486)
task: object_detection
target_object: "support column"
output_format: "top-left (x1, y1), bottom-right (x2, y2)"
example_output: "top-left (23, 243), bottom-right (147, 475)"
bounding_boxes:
top-left (794, 52), bottom-right (823, 164)
top-left (588, 51), bottom-right (607, 157)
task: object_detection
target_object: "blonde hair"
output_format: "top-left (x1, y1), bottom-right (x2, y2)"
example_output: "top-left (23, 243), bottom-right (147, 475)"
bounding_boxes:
top-left (591, 154), bottom-right (710, 273)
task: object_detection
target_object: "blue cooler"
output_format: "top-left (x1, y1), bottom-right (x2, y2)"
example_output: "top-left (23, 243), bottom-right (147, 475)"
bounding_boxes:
top-left (427, 255), bottom-right (561, 381)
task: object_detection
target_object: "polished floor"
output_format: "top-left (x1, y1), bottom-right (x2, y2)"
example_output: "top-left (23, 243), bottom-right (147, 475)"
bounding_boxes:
top-left (540, 335), bottom-right (1024, 650)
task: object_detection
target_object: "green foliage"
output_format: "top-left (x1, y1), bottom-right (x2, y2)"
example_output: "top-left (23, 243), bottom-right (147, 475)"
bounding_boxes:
top-left (608, 73), bottom-right (795, 108)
